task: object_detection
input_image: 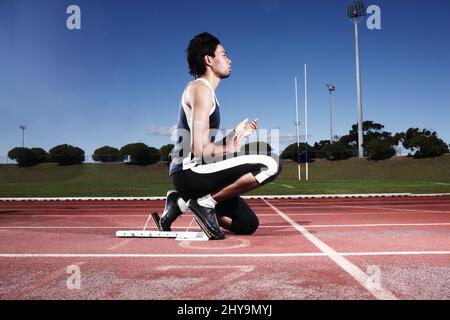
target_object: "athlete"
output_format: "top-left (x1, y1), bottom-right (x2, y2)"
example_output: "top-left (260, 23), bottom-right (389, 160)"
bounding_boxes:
top-left (160, 32), bottom-right (281, 240)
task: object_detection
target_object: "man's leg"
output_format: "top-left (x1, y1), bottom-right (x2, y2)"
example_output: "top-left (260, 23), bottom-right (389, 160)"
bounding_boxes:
top-left (215, 196), bottom-right (259, 235)
top-left (211, 172), bottom-right (259, 203)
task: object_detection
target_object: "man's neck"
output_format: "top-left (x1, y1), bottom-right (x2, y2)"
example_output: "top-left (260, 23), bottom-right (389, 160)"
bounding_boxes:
top-left (201, 72), bottom-right (220, 91)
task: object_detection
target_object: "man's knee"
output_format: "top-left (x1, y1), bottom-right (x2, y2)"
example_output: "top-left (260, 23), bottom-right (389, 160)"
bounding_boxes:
top-left (260, 153), bottom-right (282, 184)
top-left (231, 217), bottom-right (259, 235)
top-left (272, 153), bottom-right (282, 178)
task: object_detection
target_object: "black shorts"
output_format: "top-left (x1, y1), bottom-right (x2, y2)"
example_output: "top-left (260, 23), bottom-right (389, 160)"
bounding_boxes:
top-left (171, 153), bottom-right (281, 200)
top-left (170, 153), bottom-right (282, 235)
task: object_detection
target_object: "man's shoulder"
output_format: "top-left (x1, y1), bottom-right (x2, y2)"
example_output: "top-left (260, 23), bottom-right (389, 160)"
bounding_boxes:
top-left (185, 80), bottom-right (213, 103)
top-left (187, 79), bottom-right (210, 92)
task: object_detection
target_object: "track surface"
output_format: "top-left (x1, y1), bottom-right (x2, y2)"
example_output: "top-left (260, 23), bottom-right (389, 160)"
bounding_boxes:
top-left (0, 196), bottom-right (449, 300)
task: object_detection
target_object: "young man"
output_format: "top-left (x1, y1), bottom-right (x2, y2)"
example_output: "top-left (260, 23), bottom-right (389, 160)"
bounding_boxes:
top-left (160, 32), bottom-right (281, 240)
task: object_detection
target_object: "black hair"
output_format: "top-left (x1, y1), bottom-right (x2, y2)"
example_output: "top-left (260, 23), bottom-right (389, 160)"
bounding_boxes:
top-left (186, 32), bottom-right (221, 78)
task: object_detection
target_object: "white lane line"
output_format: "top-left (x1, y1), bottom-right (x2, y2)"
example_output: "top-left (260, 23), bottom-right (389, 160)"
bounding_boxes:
top-left (0, 210), bottom-right (448, 218)
top-left (336, 205), bottom-right (450, 214)
top-left (8, 193), bottom-right (445, 201)
top-left (1, 251), bottom-right (450, 258)
top-left (0, 215), bottom-right (156, 218)
top-left (2, 222), bottom-right (450, 229)
top-left (108, 238), bottom-right (133, 251)
top-left (157, 265), bottom-right (255, 270)
top-left (270, 201), bottom-right (450, 207)
top-left (263, 199), bottom-right (398, 300)
top-left (270, 183), bottom-right (295, 189)
top-left (303, 223), bottom-right (450, 228)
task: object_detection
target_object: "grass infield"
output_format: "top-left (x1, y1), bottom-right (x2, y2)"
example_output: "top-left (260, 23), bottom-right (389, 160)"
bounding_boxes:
top-left (0, 155), bottom-right (449, 197)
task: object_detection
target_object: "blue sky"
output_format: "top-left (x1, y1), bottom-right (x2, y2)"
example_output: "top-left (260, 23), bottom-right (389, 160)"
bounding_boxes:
top-left (1, 0), bottom-right (450, 159)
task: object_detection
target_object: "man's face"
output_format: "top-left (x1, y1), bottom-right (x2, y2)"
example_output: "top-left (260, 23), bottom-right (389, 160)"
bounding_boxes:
top-left (208, 44), bottom-right (232, 79)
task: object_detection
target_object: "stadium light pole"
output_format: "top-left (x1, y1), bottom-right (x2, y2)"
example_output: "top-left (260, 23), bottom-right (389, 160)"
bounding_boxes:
top-left (19, 125), bottom-right (26, 148)
top-left (347, 0), bottom-right (366, 158)
top-left (326, 84), bottom-right (336, 143)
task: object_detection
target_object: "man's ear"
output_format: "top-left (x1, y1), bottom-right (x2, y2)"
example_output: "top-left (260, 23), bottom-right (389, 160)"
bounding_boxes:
top-left (204, 55), bottom-right (213, 67)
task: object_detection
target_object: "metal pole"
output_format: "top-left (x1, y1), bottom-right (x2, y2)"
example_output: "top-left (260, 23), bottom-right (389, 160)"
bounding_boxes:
top-left (294, 77), bottom-right (301, 180)
top-left (304, 64), bottom-right (309, 181)
top-left (354, 17), bottom-right (364, 158)
top-left (329, 91), bottom-right (333, 142)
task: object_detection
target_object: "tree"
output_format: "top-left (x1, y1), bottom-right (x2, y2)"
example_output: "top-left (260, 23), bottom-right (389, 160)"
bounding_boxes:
top-left (49, 144), bottom-right (85, 165)
top-left (396, 128), bottom-right (449, 158)
top-left (364, 139), bottom-right (396, 160)
top-left (159, 144), bottom-right (175, 162)
top-left (281, 143), bottom-right (315, 163)
top-left (120, 143), bottom-right (160, 165)
top-left (93, 146), bottom-right (121, 162)
top-left (8, 147), bottom-right (26, 161)
top-left (321, 142), bottom-right (353, 160)
top-left (7, 147), bottom-right (48, 167)
top-left (339, 120), bottom-right (397, 159)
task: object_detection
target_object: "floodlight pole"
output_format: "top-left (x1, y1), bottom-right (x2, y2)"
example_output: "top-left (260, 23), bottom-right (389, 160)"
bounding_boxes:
top-left (19, 125), bottom-right (26, 148)
top-left (354, 18), bottom-right (364, 158)
top-left (347, 0), bottom-right (366, 158)
top-left (327, 84), bottom-right (335, 142)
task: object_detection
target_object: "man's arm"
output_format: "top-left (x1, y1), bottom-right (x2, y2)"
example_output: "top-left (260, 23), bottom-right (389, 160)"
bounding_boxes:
top-left (189, 84), bottom-right (244, 160)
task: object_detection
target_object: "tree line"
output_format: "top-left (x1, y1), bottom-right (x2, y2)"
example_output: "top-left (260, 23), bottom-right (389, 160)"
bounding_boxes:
top-left (281, 121), bottom-right (449, 162)
top-left (7, 143), bottom-right (175, 167)
top-left (7, 121), bottom-right (449, 167)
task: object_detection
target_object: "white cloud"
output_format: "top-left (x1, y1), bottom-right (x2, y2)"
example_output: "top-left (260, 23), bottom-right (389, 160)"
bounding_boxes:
top-left (145, 124), bottom-right (176, 137)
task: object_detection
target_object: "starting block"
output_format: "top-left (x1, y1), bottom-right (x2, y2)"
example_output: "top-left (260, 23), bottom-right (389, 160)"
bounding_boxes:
top-left (115, 211), bottom-right (209, 241)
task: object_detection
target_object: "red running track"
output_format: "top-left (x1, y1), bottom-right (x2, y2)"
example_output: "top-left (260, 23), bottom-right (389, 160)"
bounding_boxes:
top-left (0, 196), bottom-right (449, 300)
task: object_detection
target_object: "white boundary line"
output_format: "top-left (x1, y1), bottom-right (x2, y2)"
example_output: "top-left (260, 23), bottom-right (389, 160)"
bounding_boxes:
top-left (1, 193), bottom-right (449, 202)
top-left (263, 199), bottom-right (398, 300)
top-left (1, 210), bottom-right (448, 218)
top-left (2, 222), bottom-right (450, 229)
top-left (1, 251), bottom-right (450, 258)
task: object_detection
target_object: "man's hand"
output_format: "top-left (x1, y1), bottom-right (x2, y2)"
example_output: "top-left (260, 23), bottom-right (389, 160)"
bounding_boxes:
top-left (234, 118), bottom-right (259, 137)
top-left (225, 118), bottom-right (259, 154)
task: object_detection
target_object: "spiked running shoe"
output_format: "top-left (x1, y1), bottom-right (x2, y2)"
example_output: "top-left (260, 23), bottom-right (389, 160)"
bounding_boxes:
top-left (159, 190), bottom-right (183, 231)
top-left (188, 199), bottom-right (225, 240)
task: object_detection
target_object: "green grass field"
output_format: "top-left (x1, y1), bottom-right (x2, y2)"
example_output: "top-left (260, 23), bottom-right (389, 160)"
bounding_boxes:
top-left (0, 155), bottom-right (449, 197)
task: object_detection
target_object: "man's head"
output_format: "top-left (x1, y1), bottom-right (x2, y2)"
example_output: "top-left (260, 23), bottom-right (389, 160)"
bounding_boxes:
top-left (186, 32), bottom-right (232, 79)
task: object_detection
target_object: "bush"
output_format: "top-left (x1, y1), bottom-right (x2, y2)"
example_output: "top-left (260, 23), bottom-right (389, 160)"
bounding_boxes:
top-left (93, 146), bottom-right (121, 162)
top-left (399, 128), bottom-right (449, 159)
top-left (30, 148), bottom-right (49, 164)
top-left (322, 142), bottom-right (353, 161)
top-left (7, 147), bottom-right (49, 167)
top-left (120, 143), bottom-right (160, 165)
top-left (159, 144), bottom-right (174, 162)
top-left (408, 136), bottom-right (449, 159)
top-left (364, 139), bottom-right (396, 160)
top-left (281, 143), bottom-right (315, 163)
top-left (49, 144), bottom-right (85, 165)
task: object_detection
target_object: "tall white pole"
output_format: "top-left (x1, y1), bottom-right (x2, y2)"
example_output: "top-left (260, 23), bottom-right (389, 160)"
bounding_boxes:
top-left (295, 77), bottom-right (301, 180)
top-left (304, 64), bottom-right (309, 181)
top-left (354, 17), bottom-right (364, 158)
